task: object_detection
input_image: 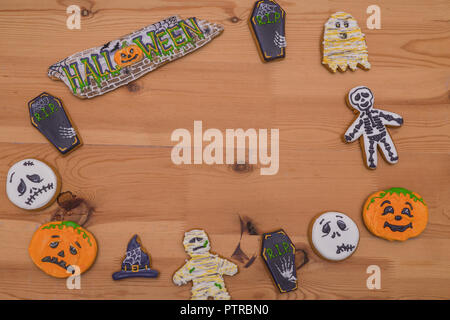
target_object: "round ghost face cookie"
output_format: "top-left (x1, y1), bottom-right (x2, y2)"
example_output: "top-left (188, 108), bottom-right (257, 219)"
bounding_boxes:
top-left (6, 159), bottom-right (60, 210)
top-left (309, 212), bottom-right (359, 261)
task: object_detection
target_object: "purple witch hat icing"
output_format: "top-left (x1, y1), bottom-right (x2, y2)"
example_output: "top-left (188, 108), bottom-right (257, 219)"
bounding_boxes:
top-left (112, 234), bottom-right (159, 280)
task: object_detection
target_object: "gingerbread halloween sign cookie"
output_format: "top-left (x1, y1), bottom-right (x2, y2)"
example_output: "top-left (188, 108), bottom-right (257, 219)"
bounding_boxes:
top-left (28, 221), bottom-right (98, 278)
top-left (363, 187), bottom-right (428, 241)
top-left (173, 229), bottom-right (238, 300)
top-left (112, 234), bottom-right (159, 280)
top-left (250, 0), bottom-right (286, 62)
top-left (309, 212), bottom-right (359, 261)
top-left (322, 12), bottom-right (370, 72)
top-left (344, 86), bottom-right (403, 169)
top-left (48, 16), bottom-right (223, 98)
top-left (6, 159), bottom-right (60, 210)
top-left (28, 92), bottom-right (81, 155)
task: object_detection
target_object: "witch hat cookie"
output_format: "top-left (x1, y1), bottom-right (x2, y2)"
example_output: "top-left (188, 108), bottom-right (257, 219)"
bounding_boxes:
top-left (112, 234), bottom-right (159, 280)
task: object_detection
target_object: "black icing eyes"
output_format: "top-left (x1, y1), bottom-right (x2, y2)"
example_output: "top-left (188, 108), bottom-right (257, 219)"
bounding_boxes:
top-left (121, 53), bottom-right (126, 58)
top-left (26, 174), bottom-right (43, 183)
top-left (382, 206), bottom-right (394, 215)
top-left (129, 48), bottom-right (134, 54)
top-left (49, 241), bottom-right (59, 249)
top-left (335, 21), bottom-right (349, 28)
top-left (17, 179), bottom-right (26, 196)
top-left (361, 92), bottom-right (370, 98)
top-left (354, 93), bottom-right (361, 101)
top-left (337, 220), bottom-right (347, 231)
top-left (189, 237), bottom-right (203, 243)
top-left (322, 222), bottom-right (331, 236)
top-left (401, 208), bottom-right (414, 217)
top-left (70, 245), bottom-right (78, 255)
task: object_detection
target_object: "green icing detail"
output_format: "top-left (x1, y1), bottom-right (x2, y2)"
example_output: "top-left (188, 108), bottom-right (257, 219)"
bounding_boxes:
top-left (203, 240), bottom-right (208, 248)
top-left (189, 267), bottom-right (195, 273)
top-left (42, 221), bottom-right (93, 246)
top-left (214, 283), bottom-right (222, 289)
top-left (366, 187), bottom-right (426, 210)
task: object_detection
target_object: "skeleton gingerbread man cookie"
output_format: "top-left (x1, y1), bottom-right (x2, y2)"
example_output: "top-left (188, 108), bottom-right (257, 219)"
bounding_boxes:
top-left (6, 159), bottom-right (61, 210)
top-left (309, 212), bottom-right (359, 261)
top-left (344, 86), bottom-right (403, 169)
top-left (173, 229), bottom-right (238, 300)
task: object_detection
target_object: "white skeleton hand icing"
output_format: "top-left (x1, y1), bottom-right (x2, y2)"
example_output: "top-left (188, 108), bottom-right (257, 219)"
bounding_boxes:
top-left (6, 159), bottom-right (59, 210)
top-left (275, 256), bottom-right (296, 283)
top-left (311, 212), bottom-right (359, 261)
top-left (344, 86), bottom-right (403, 169)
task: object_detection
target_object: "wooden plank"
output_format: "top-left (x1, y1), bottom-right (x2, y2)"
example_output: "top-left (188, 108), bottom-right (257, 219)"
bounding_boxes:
top-left (0, 0), bottom-right (448, 299)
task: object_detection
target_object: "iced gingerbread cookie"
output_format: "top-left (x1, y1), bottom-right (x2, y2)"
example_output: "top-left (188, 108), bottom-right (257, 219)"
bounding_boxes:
top-left (261, 229), bottom-right (297, 292)
top-left (6, 158), bottom-right (60, 210)
top-left (322, 12), bottom-right (370, 72)
top-left (344, 86), bottom-right (403, 169)
top-left (112, 234), bottom-right (159, 280)
top-left (309, 212), bottom-right (359, 261)
top-left (29, 221), bottom-right (97, 278)
top-left (250, 0), bottom-right (286, 62)
top-left (29, 92), bottom-right (81, 155)
top-left (48, 16), bottom-right (223, 99)
top-left (363, 187), bottom-right (428, 241)
top-left (173, 229), bottom-right (238, 300)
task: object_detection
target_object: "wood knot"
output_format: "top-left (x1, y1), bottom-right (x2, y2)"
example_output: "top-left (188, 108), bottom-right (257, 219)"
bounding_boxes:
top-left (230, 16), bottom-right (240, 23)
top-left (127, 82), bottom-right (141, 92)
top-left (81, 8), bottom-right (90, 17)
top-left (230, 163), bottom-right (254, 173)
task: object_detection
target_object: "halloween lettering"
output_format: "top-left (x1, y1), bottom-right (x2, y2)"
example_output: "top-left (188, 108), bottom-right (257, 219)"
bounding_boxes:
top-left (48, 16), bottom-right (223, 98)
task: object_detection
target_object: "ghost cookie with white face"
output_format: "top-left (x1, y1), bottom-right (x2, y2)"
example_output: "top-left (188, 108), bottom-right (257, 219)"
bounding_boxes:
top-left (6, 159), bottom-right (60, 210)
top-left (309, 212), bottom-right (359, 261)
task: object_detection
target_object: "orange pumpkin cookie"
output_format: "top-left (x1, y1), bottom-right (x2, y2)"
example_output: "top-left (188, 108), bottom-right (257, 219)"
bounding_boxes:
top-left (363, 187), bottom-right (428, 241)
top-left (29, 221), bottom-right (97, 278)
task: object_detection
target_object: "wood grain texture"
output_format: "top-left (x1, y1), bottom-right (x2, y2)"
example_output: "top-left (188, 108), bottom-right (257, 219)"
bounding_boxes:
top-left (0, 0), bottom-right (449, 299)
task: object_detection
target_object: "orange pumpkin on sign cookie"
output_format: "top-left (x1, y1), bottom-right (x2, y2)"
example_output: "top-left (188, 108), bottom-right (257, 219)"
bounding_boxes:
top-left (114, 41), bottom-right (144, 68)
top-left (363, 187), bottom-right (428, 241)
top-left (28, 221), bottom-right (97, 278)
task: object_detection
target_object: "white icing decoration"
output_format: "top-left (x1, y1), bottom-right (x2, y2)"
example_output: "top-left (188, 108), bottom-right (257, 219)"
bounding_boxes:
top-left (311, 212), bottom-right (359, 261)
top-left (344, 86), bottom-right (403, 169)
top-left (6, 159), bottom-right (58, 210)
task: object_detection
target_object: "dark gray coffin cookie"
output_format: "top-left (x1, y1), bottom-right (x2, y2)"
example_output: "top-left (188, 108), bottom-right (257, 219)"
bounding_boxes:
top-left (261, 229), bottom-right (297, 292)
top-left (29, 92), bottom-right (81, 154)
top-left (250, 0), bottom-right (286, 61)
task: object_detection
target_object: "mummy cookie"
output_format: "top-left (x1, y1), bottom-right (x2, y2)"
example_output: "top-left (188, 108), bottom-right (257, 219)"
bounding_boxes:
top-left (6, 159), bottom-right (60, 210)
top-left (29, 92), bottom-right (81, 155)
top-left (48, 16), bottom-right (223, 98)
top-left (173, 229), bottom-right (238, 300)
top-left (261, 229), bottom-right (297, 292)
top-left (250, 0), bottom-right (286, 62)
top-left (309, 212), bottom-right (359, 261)
top-left (363, 187), bottom-right (428, 241)
top-left (29, 221), bottom-right (97, 278)
top-left (322, 12), bottom-right (370, 72)
top-left (112, 234), bottom-right (159, 280)
top-left (344, 86), bottom-right (403, 169)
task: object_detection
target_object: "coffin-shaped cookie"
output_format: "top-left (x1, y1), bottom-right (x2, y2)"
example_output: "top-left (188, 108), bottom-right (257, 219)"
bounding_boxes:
top-left (48, 16), bottom-right (224, 98)
top-left (250, 0), bottom-right (286, 61)
top-left (28, 92), bottom-right (81, 154)
top-left (261, 229), bottom-right (297, 292)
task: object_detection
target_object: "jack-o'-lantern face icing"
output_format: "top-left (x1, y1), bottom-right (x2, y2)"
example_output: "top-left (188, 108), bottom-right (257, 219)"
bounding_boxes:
top-left (310, 212), bottom-right (359, 261)
top-left (363, 187), bottom-right (428, 241)
top-left (6, 159), bottom-right (60, 210)
top-left (29, 221), bottom-right (97, 278)
top-left (113, 42), bottom-right (143, 67)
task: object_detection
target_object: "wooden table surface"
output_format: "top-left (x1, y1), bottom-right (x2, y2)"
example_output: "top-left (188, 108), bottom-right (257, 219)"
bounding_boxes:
top-left (0, 0), bottom-right (449, 300)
